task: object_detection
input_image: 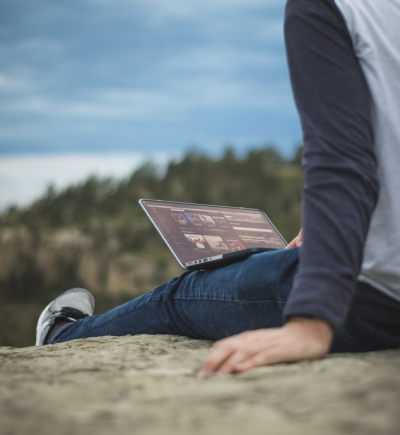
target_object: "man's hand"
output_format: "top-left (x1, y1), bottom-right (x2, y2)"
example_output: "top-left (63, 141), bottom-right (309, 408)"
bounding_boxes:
top-left (286, 229), bottom-right (303, 248)
top-left (197, 317), bottom-right (333, 378)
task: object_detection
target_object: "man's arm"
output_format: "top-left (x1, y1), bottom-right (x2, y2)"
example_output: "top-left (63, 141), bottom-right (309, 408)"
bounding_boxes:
top-left (198, 0), bottom-right (379, 377)
top-left (283, 0), bottom-right (379, 330)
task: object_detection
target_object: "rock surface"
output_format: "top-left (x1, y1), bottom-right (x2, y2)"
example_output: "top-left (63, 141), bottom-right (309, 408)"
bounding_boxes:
top-left (1, 335), bottom-right (400, 435)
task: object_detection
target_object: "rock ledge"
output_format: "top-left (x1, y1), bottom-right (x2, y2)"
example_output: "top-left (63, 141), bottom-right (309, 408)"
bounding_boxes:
top-left (1, 335), bottom-right (399, 435)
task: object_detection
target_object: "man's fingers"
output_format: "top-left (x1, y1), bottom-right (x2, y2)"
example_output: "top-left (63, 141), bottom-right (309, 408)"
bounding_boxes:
top-left (198, 341), bottom-right (236, 378)
top-left (198, 330), bottom-right (280, 377)
top-left (215, 348), bottom-right (259, 375)
top-left (285, 237), bottom-right (300, 249)
top-left (199, 333), bottom-right (262, 377)
top-left (233, 346), bottom-right (290, 372)
top-left (285, 229), bottom-right (303, 249)
top-left (217, 342), bottom-right (288, 375)
top-left (285, 239), bottom-right (297, 249)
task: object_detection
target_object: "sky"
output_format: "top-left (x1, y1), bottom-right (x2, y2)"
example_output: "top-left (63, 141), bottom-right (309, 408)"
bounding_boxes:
top-left (0, 0), bottom-right (302, 210)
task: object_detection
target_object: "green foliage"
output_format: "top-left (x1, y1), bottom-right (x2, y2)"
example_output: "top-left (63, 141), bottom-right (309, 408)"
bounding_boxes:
top-left (0, 144), bottom-right (304, 347)
top-left (3, 144), bottom-right (303, 246)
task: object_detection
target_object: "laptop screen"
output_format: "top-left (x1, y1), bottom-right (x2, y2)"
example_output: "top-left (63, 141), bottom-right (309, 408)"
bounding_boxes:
top-left (140, 199), bottom-right (287, 266)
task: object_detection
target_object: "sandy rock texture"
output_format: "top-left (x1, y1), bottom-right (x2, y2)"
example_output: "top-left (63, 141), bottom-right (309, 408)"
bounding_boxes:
top-left (1, 335), bottom-right (399, 435)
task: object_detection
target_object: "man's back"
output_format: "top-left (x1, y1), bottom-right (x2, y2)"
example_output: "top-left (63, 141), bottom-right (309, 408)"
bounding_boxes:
top-left (335, 0), bottom-right (400, 302)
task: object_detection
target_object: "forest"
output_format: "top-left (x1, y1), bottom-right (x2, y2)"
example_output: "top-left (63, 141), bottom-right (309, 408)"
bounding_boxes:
top-left (0, 145), bottom-right (303, 346)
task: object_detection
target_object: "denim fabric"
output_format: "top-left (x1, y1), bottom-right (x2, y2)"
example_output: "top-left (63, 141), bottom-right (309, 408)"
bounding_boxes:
top-left (50, 248), bottom-right (400, 353)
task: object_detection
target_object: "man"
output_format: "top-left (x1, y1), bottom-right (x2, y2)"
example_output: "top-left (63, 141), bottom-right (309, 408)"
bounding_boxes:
top-left (36, 0), bottom-right (400, 377)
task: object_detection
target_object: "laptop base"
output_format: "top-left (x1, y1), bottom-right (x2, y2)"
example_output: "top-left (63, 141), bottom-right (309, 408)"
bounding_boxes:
top-left (185, 247), bottom-right (277, 270)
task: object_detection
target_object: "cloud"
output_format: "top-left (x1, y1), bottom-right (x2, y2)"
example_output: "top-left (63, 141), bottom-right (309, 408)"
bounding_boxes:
top-left (0, 0), bottom-right (300, 156)
top-left (0, 33), bottom-right (291, 120)
top-left (85, 0), bottom-right (284, 17)
top-left (80, 0), bottom-right (285, 42)
top-left (0, 68), bottom-right (42, 95)
top-left (0, 152), bottom-right (175, 210)
top-left (162, 46), bottom-right (283, 75)
top-left (0, 74), bottom-right (293, 124)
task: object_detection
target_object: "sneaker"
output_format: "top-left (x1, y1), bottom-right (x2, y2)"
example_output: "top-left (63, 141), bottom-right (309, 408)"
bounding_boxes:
top-left (36, 288), bottom-right (95, 346)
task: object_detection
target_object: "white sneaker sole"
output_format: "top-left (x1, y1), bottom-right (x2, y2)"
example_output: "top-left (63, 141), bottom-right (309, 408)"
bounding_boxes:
top-left (35, 301), bottom-right (53, 346)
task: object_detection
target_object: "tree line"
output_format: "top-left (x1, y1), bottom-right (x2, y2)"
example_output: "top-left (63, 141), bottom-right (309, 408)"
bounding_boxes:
top-left (0, 144), bottom-right (303, 346)
top-left (3, 145), bottom-right (303, 250)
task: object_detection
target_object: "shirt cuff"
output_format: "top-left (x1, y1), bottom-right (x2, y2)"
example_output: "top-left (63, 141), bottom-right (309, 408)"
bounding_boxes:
top-left (283, 267), bottom-right (355, 332)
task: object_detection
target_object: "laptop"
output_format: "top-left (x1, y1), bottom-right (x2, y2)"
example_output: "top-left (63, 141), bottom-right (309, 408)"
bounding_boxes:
top-left (139, 199), bottom-right (287, 270)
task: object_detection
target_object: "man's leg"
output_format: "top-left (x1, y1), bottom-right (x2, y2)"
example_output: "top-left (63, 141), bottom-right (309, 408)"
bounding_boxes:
top-left (49, 248), bottom-right (299, 343)
top-left (45, 244), bottom-right (400, 352)
top-left (331, 314), bottom-right (400, 353)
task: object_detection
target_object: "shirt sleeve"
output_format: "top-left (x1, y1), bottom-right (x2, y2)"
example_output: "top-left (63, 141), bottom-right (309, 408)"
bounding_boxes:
top-left (282, 0), bottom-right (379, 331)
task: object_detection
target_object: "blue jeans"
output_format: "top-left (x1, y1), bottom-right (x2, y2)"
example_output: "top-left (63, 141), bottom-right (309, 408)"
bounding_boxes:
top-left (51, 248), bottom-right (400, 353)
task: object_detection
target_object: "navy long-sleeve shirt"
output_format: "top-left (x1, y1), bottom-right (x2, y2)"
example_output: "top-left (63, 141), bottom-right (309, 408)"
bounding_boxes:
top-left (282, 0), bottom-right (393, 331)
